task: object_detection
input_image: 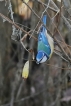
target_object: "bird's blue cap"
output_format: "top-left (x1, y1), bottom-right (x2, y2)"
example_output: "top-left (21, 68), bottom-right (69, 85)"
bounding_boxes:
top-left (36, 51), bottom-right (49, 64)
top-left (36, 51), bottom-right (44, 64)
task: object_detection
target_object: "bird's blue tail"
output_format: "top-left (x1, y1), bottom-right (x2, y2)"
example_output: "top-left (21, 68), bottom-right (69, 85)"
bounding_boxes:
top-left (41, 15), bottom-right (47, 32)
top-left (42, 15), bottom-right (47, 25)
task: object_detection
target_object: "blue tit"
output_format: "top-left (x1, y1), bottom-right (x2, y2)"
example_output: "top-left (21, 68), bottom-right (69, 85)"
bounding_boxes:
top-left (36, 15), bottom-right (54, 64)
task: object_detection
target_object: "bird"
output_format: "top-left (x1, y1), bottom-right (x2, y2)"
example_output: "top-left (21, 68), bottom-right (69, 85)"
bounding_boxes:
top-left (36, 15), bottom-right (54, 64)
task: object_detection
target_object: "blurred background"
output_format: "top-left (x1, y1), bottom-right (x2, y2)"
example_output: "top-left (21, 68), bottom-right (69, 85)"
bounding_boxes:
top-left (0, 0), bottom-right (71, 106)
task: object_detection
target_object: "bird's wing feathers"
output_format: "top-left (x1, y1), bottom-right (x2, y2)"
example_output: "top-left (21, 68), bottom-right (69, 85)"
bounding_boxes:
top-left (38, 41), bottom-right (51, 57)
top-left (38, 30), bottom-right (54, 58)
top-left (38, 31), bottom-right (49, 46)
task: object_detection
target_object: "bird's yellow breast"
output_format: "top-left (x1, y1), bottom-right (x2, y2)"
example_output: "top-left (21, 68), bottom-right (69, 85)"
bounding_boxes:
top-left (45, 31), bottom-right (54, 58)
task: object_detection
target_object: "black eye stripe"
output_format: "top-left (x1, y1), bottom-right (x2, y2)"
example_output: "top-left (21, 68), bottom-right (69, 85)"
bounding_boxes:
top-left (39, 55), bottom-right (44, 63)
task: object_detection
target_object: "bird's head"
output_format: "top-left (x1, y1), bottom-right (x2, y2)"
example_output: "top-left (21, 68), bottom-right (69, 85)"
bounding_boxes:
top-left (36, 51), bottom-right (47, 64)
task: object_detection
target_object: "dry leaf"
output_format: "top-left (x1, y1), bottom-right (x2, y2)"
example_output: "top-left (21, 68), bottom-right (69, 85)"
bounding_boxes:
top-left (22, 61), bottom-right (29, 79)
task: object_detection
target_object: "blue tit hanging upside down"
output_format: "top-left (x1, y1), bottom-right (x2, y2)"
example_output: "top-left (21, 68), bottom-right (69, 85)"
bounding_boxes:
top-left (36, 15), bottom-right (54, 64)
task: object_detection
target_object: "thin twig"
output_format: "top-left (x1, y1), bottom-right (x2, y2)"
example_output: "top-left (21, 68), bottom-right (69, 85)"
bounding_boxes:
top-left (54, 51), bottom-right (69, 63)
top-left (29, 0), bottom-right (51, 38)
top-left (0, 13), bottom-right (37, 41)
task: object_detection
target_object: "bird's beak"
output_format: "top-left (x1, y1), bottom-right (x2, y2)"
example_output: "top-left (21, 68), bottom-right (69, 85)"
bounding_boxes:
top-left (36, 61), bottom-right (39, 64)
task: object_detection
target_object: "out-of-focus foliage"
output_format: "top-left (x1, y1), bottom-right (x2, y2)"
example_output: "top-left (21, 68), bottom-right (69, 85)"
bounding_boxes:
top-left (12, 0), bottom-right (33, 20)
top-left (24, 0), bottom-right (29, 3)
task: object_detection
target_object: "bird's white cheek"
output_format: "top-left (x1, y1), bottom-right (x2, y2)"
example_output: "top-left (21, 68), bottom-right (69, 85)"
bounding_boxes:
top-left (40, 56), bottom-right (47, 63)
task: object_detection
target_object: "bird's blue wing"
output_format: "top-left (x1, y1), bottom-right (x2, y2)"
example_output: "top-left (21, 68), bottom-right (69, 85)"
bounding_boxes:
top-left (38, 32), bottom-right (49, 46)
top-left (38, 41), bottom-right (51, 57)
